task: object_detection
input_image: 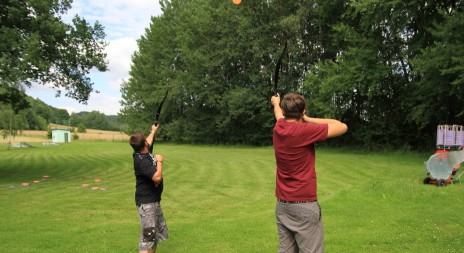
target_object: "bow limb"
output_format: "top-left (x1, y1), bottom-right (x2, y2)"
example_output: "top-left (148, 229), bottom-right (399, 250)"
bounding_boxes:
top-left (149, 87), bottom-right (170, 154)
top-left (273, 39), bottom-right (288, 96)
top-left (155, 88), bottom-right (170, 125)
top-left (149, 52), bottom-right (179, 154)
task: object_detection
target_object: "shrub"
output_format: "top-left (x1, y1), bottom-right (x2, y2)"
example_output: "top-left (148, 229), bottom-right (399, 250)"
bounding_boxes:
top-left (77, 123), bottom-right (86, 133)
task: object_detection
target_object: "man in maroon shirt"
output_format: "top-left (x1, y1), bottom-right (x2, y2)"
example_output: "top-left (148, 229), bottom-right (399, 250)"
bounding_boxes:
top-left (271, 93), bottom-right (347, 253)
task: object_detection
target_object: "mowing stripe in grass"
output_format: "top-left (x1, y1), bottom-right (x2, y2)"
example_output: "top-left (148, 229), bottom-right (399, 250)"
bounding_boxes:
top-left (1, 143), bottom-right (463, 252)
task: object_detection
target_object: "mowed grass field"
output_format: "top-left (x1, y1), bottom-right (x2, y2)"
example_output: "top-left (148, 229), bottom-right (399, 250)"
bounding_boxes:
top-left (0, 141), bottom-right (463, 253)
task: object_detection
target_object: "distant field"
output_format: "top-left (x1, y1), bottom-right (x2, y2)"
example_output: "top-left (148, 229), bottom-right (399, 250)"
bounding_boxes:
top-left (0, 126), bottom-right (129, 144)
top-left (0, 142), bottom-right (463, 252)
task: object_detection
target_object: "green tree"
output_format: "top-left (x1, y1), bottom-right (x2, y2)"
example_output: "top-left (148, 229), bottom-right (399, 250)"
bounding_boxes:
top-left (70, 111), bottom-right (111, 130)
top-left (1, 0), bottom-right (108, 104)
top-left (24, 110), bottom-right (47, 130)
top-left (0, 104), bottom-right (28, 140)
top-left (120, 0), bottom-right (464, 149)
top-left (83, 111), bottom-right (110, 130)
top-left (0, 85), bottom-right (30, 113)
top-left (412, 9), bottom-right (464, 128)
top-left (70, 112), bottom-right (84, 127)
top-left (304, 0), bottom-right (463, 149)
top-left (0, 85), bottom-right (30, 139)
top-left (77, 123), bottom-right (86, 133)
top-left (121, 0), bottom-right (309, 145)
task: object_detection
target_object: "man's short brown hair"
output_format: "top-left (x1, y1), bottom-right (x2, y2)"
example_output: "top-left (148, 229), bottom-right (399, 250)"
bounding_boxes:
top-left (129, 132), bottom-right (146, 152)
top-left (281, 93), bottom-right (306, 119)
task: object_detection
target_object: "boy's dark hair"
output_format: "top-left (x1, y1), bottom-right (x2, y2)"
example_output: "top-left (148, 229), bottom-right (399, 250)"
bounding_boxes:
top-left (281, 93), bottom-right (306, 119)
top-left (129, 132), bottom-right (146, 152)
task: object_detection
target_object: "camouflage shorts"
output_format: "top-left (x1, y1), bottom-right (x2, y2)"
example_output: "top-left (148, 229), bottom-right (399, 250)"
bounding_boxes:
top-left (137, 202), bottom-right (168, 251)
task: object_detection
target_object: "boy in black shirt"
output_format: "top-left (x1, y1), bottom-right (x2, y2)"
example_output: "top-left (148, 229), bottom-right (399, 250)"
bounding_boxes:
top-left (129, 124), bottom-right (168, 253)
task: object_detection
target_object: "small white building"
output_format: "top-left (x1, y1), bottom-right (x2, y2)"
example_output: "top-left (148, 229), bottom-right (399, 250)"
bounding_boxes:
top-left (52, 129), bottom-right (72, 143)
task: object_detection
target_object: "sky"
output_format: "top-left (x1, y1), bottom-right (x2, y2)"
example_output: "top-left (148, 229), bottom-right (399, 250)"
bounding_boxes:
top-left (25, 0), bottom-right (163, 115)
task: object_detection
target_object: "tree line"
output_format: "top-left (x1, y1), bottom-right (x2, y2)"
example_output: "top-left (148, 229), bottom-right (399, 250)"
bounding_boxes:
top-left (0, 92), bottom-right (123, 139)
top-left (120, 0), bottom-right (464, 150)
top-left (0, 95), bottom-right (69, 138)
top-left (2, 1), bottom-right (462, 150)
top-left (70, 112), bottom-right (124, 132)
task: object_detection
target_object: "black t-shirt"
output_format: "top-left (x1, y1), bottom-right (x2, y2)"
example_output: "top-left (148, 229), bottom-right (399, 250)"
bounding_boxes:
top-left (133, 152), bottom-right (163, 206)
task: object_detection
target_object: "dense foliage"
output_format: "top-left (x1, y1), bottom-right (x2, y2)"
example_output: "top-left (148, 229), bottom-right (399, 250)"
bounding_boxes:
top-left (120, 0), bottom-right (464, 150)
top-left (0, 0), bottom-right (111, 137)
top-left (0, 95), bottom-right (69, 138)
top-left (1, 0), bottom-right (108, 105)
top-left (0, 94), bottom-right (123, 138)
top-left (70, 111), bottom-right (122, 131)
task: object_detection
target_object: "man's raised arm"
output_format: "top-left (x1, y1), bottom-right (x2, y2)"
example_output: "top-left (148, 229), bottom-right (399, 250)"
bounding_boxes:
top-left (303, 115), bottom-right (348, 138)
top-left (271, 94), bottom-right (283, 121)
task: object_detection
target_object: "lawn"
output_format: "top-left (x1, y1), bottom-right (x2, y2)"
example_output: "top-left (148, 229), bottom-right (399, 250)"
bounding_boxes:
top-left (0, 142), bottom-right (463, 252)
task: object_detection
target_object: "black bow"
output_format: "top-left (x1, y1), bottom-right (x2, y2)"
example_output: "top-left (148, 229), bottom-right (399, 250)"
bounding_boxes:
top-left (149, 87), bottom-right (170, 154)
top-left (273, 39), bottom-right (288, 96)
top-left (148, 52), bottom-right (179, 154)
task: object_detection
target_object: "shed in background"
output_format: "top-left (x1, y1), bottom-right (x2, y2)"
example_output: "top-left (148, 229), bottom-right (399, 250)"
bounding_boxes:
top-left (52, 129), bottom-right (71, 143)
